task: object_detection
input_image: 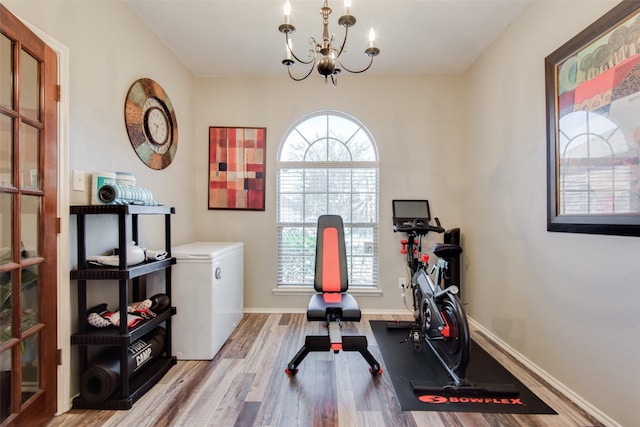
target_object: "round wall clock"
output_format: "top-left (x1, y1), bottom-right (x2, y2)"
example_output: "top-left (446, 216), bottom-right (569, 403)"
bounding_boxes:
top-left (124, 78), bottom-right (178, 169)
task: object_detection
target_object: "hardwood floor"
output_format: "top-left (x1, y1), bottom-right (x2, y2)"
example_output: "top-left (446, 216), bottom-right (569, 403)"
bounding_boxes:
top-left (47, 313), bottom-right (603, 427)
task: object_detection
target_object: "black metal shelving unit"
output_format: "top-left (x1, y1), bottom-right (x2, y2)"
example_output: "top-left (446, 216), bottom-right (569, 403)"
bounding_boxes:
top-left (70, 204), bottom-right (177, 410)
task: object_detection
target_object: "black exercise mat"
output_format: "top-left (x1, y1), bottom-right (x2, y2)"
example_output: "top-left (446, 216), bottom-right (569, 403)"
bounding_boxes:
top-left (370, 320), bottom-right (557, 414)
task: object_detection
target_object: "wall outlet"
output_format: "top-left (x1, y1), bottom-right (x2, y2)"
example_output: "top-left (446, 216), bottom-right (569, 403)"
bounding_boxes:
top-left (398, 277), bottom-right (406, 289)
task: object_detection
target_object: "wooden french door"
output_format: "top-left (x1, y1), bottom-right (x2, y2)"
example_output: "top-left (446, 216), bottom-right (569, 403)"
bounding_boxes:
top-left (0, 4), bottom-right (58, 426)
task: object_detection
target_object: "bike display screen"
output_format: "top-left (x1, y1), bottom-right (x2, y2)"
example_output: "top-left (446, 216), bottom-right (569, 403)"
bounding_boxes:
top-left (392, 200), bottom-right (431, 225)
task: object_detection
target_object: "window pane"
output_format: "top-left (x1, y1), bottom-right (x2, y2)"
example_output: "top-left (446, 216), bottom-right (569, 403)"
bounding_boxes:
top-left (328, 169), bottom-right (351, 193)
top-left (0, 272), bottom-right (12, 343)
top-left (353, 193), bottom-right (377, 223)
top-left (278, 226), bottom-right (315, 285)
top-left (296, 115), bottom-right (326, 141)
top-left (328, 114), bottom-right (359, 142)
top-left (328, 196), bottom-right (352, 222)
top-left (20, 195), bottom-right (39, 258)
top-left (304, 169), bottom-right (327, 193)
top-left (0, 115), bottom-right (12, 186)
top-left (304, 193), bottom-right (327, 221)
top-left (347, 226), bottom-right (376, 286)
top-left (1, 35), bottom-right (12, 109)
top-left (279, 169), bottom-right (303, 193)
top-left (0, 193), bottom-right (11, 263)
top-left (20, 50), bottom-right (39, 122)
top-left (353, 168), bottom-right (377, 193)
top-left (327, 139), bottom-right (350, 161)
top-left (20, 123), bottom-right (39, 190)
top-left (0, 350), bottom-right (12, 422)
top-left (280, 132), bottom-right (309, 161)
top-left (348, 129), bottom-right (377, 161)
top-left (279, 193), bottom-right (303, 223)
top-left (306, 139), bottom-right (328, 161)
top-left (21, 264), bottom-right (38, 332)
top-left (21, 333), bottom-right (39, 403)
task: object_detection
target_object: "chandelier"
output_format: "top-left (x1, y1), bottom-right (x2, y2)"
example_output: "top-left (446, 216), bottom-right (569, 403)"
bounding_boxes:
top-left (278, 0), bottom-right (380, 85)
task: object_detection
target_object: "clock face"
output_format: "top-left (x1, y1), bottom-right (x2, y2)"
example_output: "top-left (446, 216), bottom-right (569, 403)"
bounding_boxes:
top-left (124, 78), bottom-right (178, 169)
top-left (144, 106), bottom-right (170, 150)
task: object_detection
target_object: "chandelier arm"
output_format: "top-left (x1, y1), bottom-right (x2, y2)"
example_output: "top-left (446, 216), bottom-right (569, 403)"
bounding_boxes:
top-left (287, 61), bottom-right (317, 81)
top-left (337, 54), bottom-right (375, 74)
top-left (334, 24), bottom-right (350, 59)
top-left (285, 33), bottom-right (316, 65)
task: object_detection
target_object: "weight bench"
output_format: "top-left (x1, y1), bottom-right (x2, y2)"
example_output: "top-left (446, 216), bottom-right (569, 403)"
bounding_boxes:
top-left (285, 215), bottom-right (382, 376)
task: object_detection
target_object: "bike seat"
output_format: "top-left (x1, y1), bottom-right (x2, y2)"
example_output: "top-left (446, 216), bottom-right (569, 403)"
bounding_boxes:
top-left (433, 243), bottom-right (462, 260)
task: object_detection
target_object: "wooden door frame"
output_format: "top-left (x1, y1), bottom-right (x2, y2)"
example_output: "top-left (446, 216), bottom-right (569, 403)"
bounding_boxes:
top-left (20, 14), bottom-right (71, 416)
top-left (1, 6), bottom-right (71, 417)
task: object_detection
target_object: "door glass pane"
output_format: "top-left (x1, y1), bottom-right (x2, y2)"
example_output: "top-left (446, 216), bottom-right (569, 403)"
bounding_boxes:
top-left (0, 34), bottom-right (12, 109)
top-left (0, 193), bottom-right (11, 264)
top-left (20, 195), bottom-right (39, 258)
top-left (20, 50), bottom-right (39, 122)
top-left (0, 272), bottom-right (12, 343)
top-left (21, 333), bottom-right (39, 403)
top-left (19, 123), bottom-right (39, 190)
top-left (21, 265), bottom-right (38, 332)
top-left (0, 349), bottom-right (12, 422)
top-left (0, 115), bottom-right (12, 186)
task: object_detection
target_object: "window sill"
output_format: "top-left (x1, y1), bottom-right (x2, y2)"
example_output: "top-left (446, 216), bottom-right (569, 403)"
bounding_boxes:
top-left (272, 286), bottom-right (383, 297)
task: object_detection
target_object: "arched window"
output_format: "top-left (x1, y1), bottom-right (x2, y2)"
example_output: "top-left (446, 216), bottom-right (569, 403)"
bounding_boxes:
top-left (277, 111), bottom-right (379, 288)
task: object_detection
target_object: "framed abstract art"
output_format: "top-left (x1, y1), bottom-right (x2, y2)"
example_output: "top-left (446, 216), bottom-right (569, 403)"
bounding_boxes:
top-left (208, 126), bottom-right (266, 210)
top-left (545, 1), bottom-right (640, 236)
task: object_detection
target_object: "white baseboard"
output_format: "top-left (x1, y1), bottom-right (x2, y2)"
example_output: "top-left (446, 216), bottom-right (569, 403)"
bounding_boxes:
top-left (468, 317), bottom-right (620, 427)
top-left (244, 307), bottom-right (307, 314)
top-left (244, 308), bottom-right (413, 316)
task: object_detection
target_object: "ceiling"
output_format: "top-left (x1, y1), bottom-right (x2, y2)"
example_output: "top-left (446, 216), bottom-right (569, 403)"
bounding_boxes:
top-left (126, 0), bottom-right (531, 78)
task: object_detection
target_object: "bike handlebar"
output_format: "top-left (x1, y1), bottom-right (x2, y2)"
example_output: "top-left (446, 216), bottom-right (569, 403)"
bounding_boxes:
top-left (393, 217), bottom-right (445, 235)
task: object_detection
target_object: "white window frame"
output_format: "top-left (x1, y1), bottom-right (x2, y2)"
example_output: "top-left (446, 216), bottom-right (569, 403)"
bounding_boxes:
top-left (276, 111), bottom-right (380, 292)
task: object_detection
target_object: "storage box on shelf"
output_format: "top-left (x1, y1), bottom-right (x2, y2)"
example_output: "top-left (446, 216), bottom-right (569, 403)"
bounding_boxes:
top-left (70, 204), bottom-right (177, 410)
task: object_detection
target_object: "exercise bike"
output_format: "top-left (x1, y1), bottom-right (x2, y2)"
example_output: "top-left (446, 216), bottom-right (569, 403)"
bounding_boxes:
top-left (389, 199), bottom-right (518, 396)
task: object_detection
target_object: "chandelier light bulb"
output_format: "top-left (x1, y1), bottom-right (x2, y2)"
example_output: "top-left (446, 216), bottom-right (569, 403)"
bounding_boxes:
top-left (344, 0), bottom-right (351, 15)
top-left (369, 28), bottom-right (375, 47)
top-left (284, 1), bottom-right (291, 24)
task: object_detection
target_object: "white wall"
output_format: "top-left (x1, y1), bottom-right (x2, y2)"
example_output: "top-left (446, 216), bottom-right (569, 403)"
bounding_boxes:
top-left (193, 74), bottom-right (464, 311)
top-left (462, 1), bottom-right (639, 426)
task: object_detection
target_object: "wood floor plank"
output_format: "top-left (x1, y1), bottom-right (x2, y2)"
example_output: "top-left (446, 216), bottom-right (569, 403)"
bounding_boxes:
top-left (337, 390), bottom-right (357, 427)
top-left (221, 313), bottom-right (271, 360)
top-left (357, 411), bottom-right (386, 427)
top-left (47, 313), bottom-right (605, 427)
top-left (234, 401), bottom-right (260, 427)
top-left (411, 410), bottom-right (449, 427)
top-left (172, 358), bottom-right (240, 425)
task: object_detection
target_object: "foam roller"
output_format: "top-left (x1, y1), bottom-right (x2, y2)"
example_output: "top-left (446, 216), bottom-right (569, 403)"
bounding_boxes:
top-left (79, 328), bottom-right (165, 402)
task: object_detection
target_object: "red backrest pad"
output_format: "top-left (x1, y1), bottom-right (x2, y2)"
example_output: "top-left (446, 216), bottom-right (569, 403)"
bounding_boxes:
top-left (322, 227), bottom-right (341, 293)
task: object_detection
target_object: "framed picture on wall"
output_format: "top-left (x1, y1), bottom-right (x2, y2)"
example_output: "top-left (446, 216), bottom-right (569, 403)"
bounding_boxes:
top-left (208, 126), bottom-right (266, 211)
top-left (545, 1), bottom-right (640, 236)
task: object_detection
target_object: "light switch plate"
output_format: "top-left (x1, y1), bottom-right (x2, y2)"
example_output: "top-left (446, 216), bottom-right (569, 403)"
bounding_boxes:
top-left (72, 170), bottom-right (85, 191)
